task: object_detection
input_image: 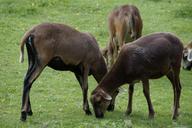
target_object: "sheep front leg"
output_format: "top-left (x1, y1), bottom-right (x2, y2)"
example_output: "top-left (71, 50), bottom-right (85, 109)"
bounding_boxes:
top-left (82, 65), bottom-right (92, 115)
top-left (75, 66), bottom-right (92, 115)
top-left (126, 84), bottom-right (134, 115)
top-left (108, 40), bottom-right (115, 70)
top-left (107, 89), bottom-right (119, 111)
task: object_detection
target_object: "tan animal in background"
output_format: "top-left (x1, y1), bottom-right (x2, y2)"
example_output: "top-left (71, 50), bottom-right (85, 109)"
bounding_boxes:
top-left (103, 4), bottom-right (143, 69)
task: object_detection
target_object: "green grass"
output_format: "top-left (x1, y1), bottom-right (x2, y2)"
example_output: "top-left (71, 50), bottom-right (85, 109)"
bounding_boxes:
top-left (0, 0), bottom-right (192, 127)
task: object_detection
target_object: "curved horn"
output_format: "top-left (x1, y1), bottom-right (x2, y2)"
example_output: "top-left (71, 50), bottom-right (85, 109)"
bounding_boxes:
top-left (100, 89), bottom-right (112, 101)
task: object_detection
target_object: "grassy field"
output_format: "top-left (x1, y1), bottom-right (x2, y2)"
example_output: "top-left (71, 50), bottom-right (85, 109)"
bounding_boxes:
top-left (0, 0), bottom-right (192, 127)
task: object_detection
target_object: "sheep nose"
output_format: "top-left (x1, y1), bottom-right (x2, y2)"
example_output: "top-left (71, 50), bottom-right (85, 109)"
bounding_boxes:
top-left (95, 112), bottom-right (104, 118)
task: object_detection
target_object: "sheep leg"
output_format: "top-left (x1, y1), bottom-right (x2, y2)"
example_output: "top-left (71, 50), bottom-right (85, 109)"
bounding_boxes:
top-left (20, 63), bottom-right (45, 121)
top-left (82, 65), bottom-right (92, 115)
top-left (174, 68), bottom-right (181, 110)
top-left (166, 71), bottom-right (176, 116)
top-left (167, 69), bottom-right (181, 120)
top-left (177, 77), bottom-right (181, 109)
top-left (173, 74), bottom-right (181, 120)
top-left (108, 52), bottom-right (114, 70)
top-left (76, 66), bottom-right (92, 115)
top-left (25, 42), bottom-right (34, 116)
top-left (166, 70), bottom-right (181, 120)
top-left (113, 37), bottom-right (119, 62)
top-left (142, 79), bottom-right (155, 119)
top-left (107, 89), bottom-right (119, 111)
top-left (75, 73), bottom-right (91, 115)
top-left (108, 40), bottom-right (115, 69)
top-left (105, 51), bottom-right (109, 67)
top-left (126, 84), bottom-right (134, 115)
top-left (102, 47), bottom-right (109, 67)
top-left (27, 96), bottom-right (33, 116)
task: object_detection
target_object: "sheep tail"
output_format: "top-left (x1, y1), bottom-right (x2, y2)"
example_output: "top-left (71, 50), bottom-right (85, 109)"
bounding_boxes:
top-left (125, 13), bottom-right (136, 40)
top-left (19, 30), bottom-right (32, 63)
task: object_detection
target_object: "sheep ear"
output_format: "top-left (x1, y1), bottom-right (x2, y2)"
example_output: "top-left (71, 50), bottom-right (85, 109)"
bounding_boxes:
top-left (187, 49), bottom-right (192, 61)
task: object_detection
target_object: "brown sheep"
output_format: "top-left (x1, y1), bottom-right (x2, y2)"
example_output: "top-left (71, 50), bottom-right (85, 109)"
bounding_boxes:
top-left (91, 32), bottom-right (183, 120)
top-left (19, 23), bottom-right (110, 121)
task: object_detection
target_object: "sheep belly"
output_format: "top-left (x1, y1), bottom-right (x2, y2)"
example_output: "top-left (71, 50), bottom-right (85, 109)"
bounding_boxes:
top-left (47, 56), bottom-right (81, 73)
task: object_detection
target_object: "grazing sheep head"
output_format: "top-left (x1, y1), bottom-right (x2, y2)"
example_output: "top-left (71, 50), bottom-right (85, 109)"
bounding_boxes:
top-left (90, 88), bottom-right (112, 118)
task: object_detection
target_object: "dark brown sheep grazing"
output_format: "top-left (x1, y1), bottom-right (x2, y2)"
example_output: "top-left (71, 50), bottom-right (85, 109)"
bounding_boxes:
top-left (91, 33), bottom-right (183, 120)
top-left (19, 23), bottom-right (110, 121)
top-left (104, 4), bottom-right (143, 69)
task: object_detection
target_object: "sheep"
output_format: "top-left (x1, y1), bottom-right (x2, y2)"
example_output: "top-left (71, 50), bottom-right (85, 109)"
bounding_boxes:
top-left (19, 23), bottom-right (111, 121)
top-left (91, 32), bottom-right (183, 120)
top-left (104, 4), bottom-right (143, 69)
top-left (182, 41), bottom-right (192, 70)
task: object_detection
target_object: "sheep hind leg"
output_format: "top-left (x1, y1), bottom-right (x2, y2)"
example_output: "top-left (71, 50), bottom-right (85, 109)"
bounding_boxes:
top-left (167, 71), bottom-right (181, 120)
top-left (126, 84), bottom-right (134, 115)
top-left (142, 79), bottom-right (155, 119)
top-left (173, 74), bottom-right (181, 120)
top-left (27, 96), bottom-right (33, 116)
top-left (25, 42), bottom-right (34, 116)
top-left (20, 63), bottom-right (45, 121)
top-left (108, 46), bottom-right (114, 70)
top-left (167, 69), bottom-right (181, 120)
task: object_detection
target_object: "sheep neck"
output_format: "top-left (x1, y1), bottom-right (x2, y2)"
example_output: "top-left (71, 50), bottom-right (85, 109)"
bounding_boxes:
top-left (98, 64), bottom-right (126, 95)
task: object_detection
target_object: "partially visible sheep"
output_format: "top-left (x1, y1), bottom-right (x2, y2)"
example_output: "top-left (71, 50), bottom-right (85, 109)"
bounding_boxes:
top-left (105, 4), bottom-right (143, 69)
top-left (182, 41), bottom-right (192, 70)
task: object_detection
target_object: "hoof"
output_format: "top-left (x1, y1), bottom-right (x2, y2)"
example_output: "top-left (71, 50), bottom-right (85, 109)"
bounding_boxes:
top-left (175, 109), bottom-right (180, 117)
top-left (148, 114), bottom-right (154, 119)
top-left (172, 115), bottom-right (178, 120)
top-left (172, 108), bottom-right (179, 120)
top-left (20, 111), bottom-right (27, 121)
top-left (95, 113), bottom-right (104, 118)
top-left (107, 104), bottom-right (114, 112)
top-left (27, 110), bottom-right (33, 116)
top-left (172, 116), bottom-right (177, 120)
top-left (148, 112), bottom-right (155, 119)
top-left (85, 110), bottom-right (92, 115)
top-left (125, 109), bottom-right (132, 116)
